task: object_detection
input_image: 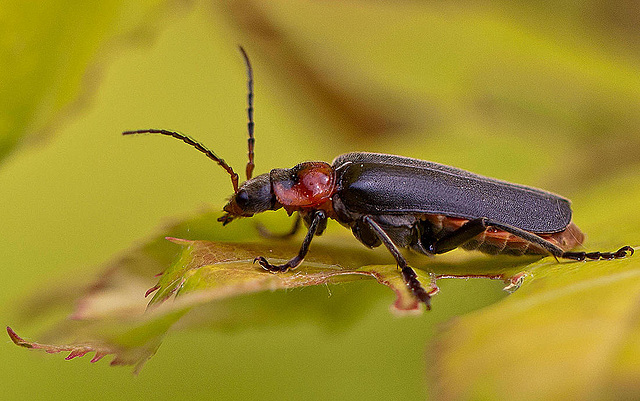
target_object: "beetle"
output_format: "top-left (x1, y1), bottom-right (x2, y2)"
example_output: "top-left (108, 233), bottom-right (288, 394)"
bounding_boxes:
top-left (124, 47), bottom-right (633, 309)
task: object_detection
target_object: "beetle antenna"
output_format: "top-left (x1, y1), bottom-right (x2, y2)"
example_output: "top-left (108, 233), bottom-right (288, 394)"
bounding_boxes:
top-left (123, 129), bottom-right (240, 192)
top-left (239, 46), bottom-right (255, 181)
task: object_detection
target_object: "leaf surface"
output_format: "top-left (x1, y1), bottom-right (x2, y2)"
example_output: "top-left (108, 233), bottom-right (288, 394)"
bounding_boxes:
top-left (432, 252), bottom-right (640, 400)
top-left (9, 212), bottom-right (531, 372)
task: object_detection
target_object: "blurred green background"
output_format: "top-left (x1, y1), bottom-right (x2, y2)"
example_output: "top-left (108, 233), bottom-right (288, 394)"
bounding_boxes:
top-left (2, 1), bottom-right (639, 400)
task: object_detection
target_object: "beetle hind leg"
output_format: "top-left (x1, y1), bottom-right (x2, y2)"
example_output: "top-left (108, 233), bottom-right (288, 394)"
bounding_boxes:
top-left (430, 218), bottom-right (635, 262)
top-left (561, 246), bottom-right (634, 261)
top-left (362, 215), bottom-right (433, 309)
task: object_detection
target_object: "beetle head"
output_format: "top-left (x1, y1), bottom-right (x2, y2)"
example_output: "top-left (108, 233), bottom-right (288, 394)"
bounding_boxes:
top-left (218, 173), bottom-right (279, 225)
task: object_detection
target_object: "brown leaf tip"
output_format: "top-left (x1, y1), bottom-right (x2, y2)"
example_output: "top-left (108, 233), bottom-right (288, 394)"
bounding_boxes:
top-left (65, 350), bottom-right (89, 360)
top-left (165, 236), bottom-right (190, 244)
top-left (91, 351), bottom-right (108, 363)
top-left (145, 284), bottom-right (161, 298)
top-left (7, 326), bottom-right (121, 366)
top-left (7, 326), bottom-right (32, 348)
top-left (7, 326), bottom-right (156, 374)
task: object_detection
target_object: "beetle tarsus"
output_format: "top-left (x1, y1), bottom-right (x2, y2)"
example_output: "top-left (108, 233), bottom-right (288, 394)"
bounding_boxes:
top-left (401, 266), bottom-right (432, 310)
top-left (618, 246), bottom-right (635, 257)
top-left (254, 256), bottom-right (291, 272)
top-left (561, 246), bottom-right (634, 261)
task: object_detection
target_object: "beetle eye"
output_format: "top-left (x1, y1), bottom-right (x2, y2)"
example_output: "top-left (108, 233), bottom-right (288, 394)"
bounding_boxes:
top-left (235, 189), bottom-right (250, 209)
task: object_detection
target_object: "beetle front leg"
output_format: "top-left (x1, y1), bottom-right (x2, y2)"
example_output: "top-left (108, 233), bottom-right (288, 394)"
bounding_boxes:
top-left (254, 210), bottom-right (326, 273)
top-left (362, 216), bottom-right (433, 309)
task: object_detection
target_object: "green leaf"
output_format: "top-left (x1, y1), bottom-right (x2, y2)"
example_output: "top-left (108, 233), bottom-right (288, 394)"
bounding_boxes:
top-left (7, 237), bottom-right (421, 371)
top-left (428, 165), bottom-right (640, 399)
top-left (431, 251), bottom-right (640, 400)
top-left (146, 237), bottom-right (437, 313)
top-left (8, 211), bottom-right (532, 372)
top-left (0, 0), bottom-right (171, 164)
top-left (4, 2), bottom-right (640, 398)
top-left (12, 205), bottom-right (635, 377)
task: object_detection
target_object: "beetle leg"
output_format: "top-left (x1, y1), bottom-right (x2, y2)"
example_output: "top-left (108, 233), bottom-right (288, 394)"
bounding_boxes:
top-left (254, 210), bottom-right (326, 272)
top-left (561, 246), bottom-right (634, 261)
top-left (429, 217), bottom-right (566, 256)
top-left (431, 218), bottom-right (635, 261)
top-left (362, 215), bottom-right (432, 309)
top-left (255, 214), bottom-right (301, 239)
top-left (428, 218), bottom-right (491, 254)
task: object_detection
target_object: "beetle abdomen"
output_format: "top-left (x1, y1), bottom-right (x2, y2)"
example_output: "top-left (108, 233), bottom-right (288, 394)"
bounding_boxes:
top-left (422, 215), bottom-right (584, 256)
top-left (334, 152), bottom-right (573, 234)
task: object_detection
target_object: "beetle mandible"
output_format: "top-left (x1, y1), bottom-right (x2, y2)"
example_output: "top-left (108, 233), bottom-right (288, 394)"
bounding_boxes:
top-left (124, 47), bottom-right (634, 309)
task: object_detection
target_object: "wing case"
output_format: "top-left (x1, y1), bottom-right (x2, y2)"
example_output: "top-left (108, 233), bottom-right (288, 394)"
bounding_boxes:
top-left (332, 152), bottom-right (572, 233)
